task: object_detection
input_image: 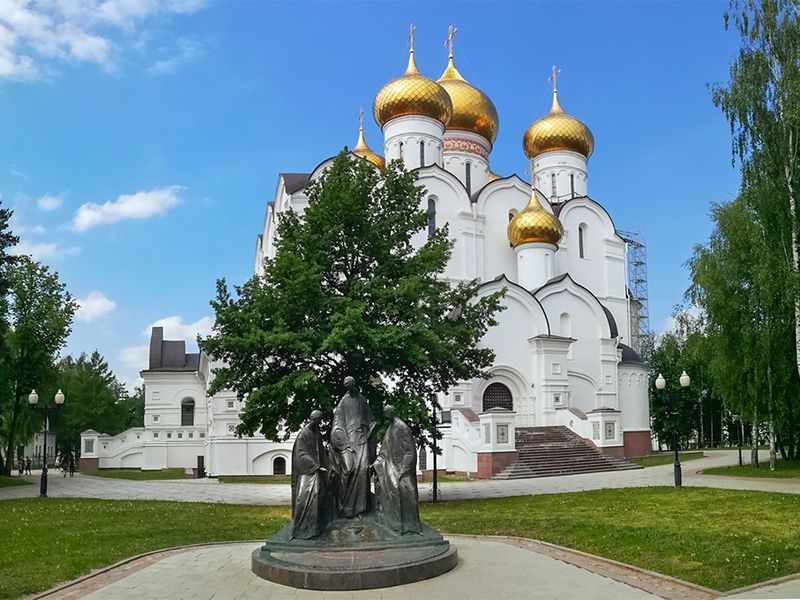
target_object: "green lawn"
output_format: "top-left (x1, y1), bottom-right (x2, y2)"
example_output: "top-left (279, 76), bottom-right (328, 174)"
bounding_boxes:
top-left (80, 468), bottom-right (187, 480)
top-left (218, 475), bottom-right (291, 484)
top-left (703, 458), bottom-right (800, 479)
top-left (1, 488), bottom-right (799, 598)
top-left (631, 452), bottom-right (705, 467)
top-left (0, 475), bottom-right (30, 488)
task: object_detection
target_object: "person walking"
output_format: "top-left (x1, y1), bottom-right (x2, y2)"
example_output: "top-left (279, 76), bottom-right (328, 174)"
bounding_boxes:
top-left (25, 457), bottom-right (32, 475)
top-left (68, 452), bottom-right (75, 477)
top-left (61, 453), bottom-right (68, 477)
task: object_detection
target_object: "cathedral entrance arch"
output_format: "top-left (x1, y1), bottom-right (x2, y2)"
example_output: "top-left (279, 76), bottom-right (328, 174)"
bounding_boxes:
top-left (482, 382), bottom-right (513, 412)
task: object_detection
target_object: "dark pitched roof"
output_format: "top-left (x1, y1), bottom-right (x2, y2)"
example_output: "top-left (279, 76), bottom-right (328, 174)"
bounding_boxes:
top-left (618, 342), bottom-right (644, 365)
top-left (602, 305), bottom-right (619, 338)
top-left (281, 173), bottom-right (310, 194)
top-left (143, 327), bottom-right (200, 373)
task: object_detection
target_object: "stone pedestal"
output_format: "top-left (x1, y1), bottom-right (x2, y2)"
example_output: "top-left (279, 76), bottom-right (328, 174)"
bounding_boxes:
top-left (252, 515), bottom-right (457, 590)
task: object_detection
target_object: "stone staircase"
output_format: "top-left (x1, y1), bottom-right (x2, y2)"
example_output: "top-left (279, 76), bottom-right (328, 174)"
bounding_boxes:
top-left (494, 426), bottom-right (641, 480)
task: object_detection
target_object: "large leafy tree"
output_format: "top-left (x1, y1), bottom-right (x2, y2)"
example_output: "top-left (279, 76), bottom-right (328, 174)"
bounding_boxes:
top-left (1, 257), bottom-right (76, 475)
top-left (688, 196), bottom-right (799, 467)
top-left (48, 351), bottom-right (129, 453)
top-left (0, 202), bottom-right (19, 451)
top-left (202, 152), bottom-right (505, 447)
top-left (713, 0), bottom-right (800, 379)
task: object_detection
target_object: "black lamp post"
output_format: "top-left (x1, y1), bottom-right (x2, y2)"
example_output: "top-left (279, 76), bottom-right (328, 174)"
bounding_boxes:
top-left (655, 371), bottom-right (690, 487)
top-left (27, 388), bottom-right (65, 497)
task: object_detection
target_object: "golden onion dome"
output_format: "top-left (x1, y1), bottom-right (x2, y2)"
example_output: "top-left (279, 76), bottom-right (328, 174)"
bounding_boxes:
top-left (507, 190), bottom-right (564, 247)
top-left (373, 47), bottom-right (453, 128)
top-left (437, 54), bottom-right (499, 144)
top-left (352, 112), bottom-right (385, 169)
top-left (523, 87), bottom-right (594, 160)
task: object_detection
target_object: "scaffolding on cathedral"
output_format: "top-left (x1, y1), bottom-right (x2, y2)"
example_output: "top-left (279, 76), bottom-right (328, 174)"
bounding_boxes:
top-left (618, 230), bottom-right (652, 361)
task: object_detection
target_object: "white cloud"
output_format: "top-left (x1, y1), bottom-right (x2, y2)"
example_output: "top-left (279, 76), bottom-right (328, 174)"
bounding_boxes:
top-left (144, 314), bottom-right (214, 346)
top-left (12, 239), bottom-right (80, 261)
top-left (0, 0), bottom-right (207, 79)
top-left (72, 185), bottom-right (183, 231)
top-left (37, 193), bottom-right (64, 211)
top-left (76, 290), bottom-right (116, 322)
top-left (119, 343), bottom-right (149, 371)
top-left (147, 37), bottom-right (203, 75)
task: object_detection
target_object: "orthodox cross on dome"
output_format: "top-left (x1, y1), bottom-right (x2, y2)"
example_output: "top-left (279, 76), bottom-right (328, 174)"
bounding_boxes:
top-left (408, 23), bottom-right (416, 51)
top-left (549, 65), bottom-right (562, 92)
top-left (358, 107), bottom-right (364, 131)
top-left (444, 23), bottom-right (458, 58)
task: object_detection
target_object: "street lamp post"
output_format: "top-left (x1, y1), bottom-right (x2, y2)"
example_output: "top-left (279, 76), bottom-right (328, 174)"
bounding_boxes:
top-left (655, 371), bottom-right (691, 488)
top-left (27, 389), bottom-right (65, 497)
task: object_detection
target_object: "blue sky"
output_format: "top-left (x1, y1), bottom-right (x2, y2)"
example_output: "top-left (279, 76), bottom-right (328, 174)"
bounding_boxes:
top-left (1, 1), bottom-right (741, 388)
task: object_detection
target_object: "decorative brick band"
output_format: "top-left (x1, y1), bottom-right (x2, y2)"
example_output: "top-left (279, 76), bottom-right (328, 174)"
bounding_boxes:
top-left (444, 137), bottom-right (489, 160)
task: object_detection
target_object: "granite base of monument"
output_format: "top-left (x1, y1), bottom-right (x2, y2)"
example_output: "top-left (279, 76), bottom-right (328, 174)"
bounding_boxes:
top-left (251, 515), bottom-right (458, 590)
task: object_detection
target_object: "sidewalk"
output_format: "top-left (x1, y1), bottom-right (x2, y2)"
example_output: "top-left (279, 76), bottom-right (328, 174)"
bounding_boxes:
top-left (3, 450), bottom-right (799, 505)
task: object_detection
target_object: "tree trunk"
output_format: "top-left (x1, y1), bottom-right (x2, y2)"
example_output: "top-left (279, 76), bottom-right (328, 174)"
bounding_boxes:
top-left (768, 365), bottom-right (777, 471)
top-left (769, 419), bottom-right (777, 471)
top-left (785, 149), bottom-right (800, 381)
top-left (2, 394), bottom-right (21, 476)
top-left (751, 406), bottom-right (759, 469)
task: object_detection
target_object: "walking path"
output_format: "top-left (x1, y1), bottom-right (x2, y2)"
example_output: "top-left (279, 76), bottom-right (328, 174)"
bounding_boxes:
top-left (31, 537), bottom-right (703, 600)
top-left (2, 450), bottom-right (798, 505)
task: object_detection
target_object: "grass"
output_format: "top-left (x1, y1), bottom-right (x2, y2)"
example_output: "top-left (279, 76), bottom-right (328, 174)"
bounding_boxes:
top-left (217, 475), bottom-right (291, 484)
top-left (418, 472), bottom-right (472, 483)
top-left (703, 458), bottom-right (800, 479)
top-left (630, 451), bottom-right (705, 467)
top-left (1, 488), bottom-right (799, 598)
top-left (80, 468), bottom-right (187, 481)
top-left (0, 475), bottom-right (30, 488)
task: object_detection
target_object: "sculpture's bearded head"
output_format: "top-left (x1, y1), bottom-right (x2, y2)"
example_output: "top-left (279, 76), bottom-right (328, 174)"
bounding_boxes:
top-left (383, 405), bottom-right (396, 420)
top-left (309, 410), bottom-right (323, 427)
top-left (343, 376), bottom-right (356, 393)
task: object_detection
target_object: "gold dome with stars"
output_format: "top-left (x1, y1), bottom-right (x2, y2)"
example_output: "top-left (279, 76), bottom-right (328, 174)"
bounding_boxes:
top-left (373, 27), bottom-right (453, 128)
top-left (507, 190), bottom-right (564, 247)
top-left (523, 70), bottom-right (594, 160)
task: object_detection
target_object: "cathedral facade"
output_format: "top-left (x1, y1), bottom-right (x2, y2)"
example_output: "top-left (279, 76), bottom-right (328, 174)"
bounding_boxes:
top-left (82, 33), bottom-right (650, 477)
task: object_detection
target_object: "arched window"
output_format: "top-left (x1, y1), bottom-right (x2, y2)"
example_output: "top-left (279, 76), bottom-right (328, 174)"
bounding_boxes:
top-left (427, 197), bottom-right (436, 237)
top-left (551, 173), bottom-right (557, 198)
top-left (273, 456), bottom-right (286, 475)
top-left (181, 398), bottom-right (195, 427)
top-left (482, 382), bottom-right (513, 412)
top-left (465, 162), bottom-right (472, 195)
top-left (508, 208), bottom-right (518, 222)
top-left (419, 140), bottom-right (425, 166)
top-left (399, 141), bottom-right (404, 160)
top-left (570, 173), bottom-right (575, 198)
top-left (578, 223), bottom-right (587, 258)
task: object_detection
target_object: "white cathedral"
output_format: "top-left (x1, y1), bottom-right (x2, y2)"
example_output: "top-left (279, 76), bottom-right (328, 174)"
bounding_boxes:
top-left (81, 32), bottom-right (651, 479)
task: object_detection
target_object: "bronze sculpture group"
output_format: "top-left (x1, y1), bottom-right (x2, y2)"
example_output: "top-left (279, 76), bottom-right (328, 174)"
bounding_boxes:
top-left (290, 376), bottom-right (421, 540)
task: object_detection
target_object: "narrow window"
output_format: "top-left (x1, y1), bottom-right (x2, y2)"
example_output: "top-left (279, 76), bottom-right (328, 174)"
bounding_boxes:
top-left (427, 197), bottom-right (436, 237)
top-left (578, 224), bottom-right (587, 258)
top-left (181, 398), bottom-right (195, 427)
top-left (465, 162), bottom-right (472, 195)
top-left (570, 173), bottom-right (575, 198)
top-left (399, 141), bottom-right (404, 160)
top-left (551, 173), bottom-right (557, 198)
top-left (419, 140), bottom-right (425, 166)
